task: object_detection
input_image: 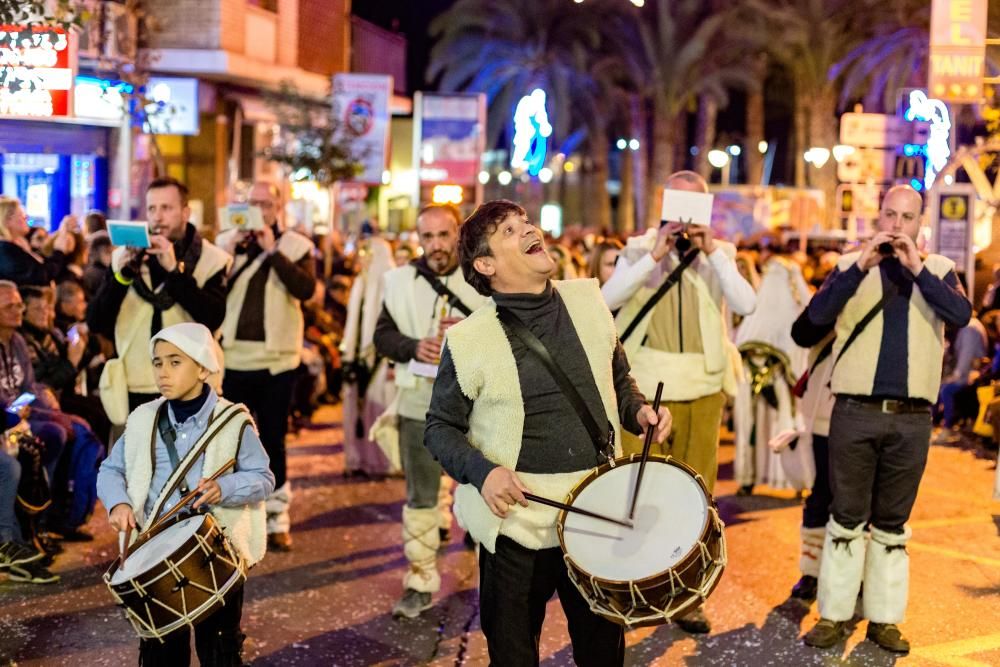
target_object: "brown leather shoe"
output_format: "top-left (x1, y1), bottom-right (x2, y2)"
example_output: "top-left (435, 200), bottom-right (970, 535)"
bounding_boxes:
top-left (866, 622), bottom-right (910, 654)
top-left (804, 618), bottom-right (846, 648)
top-left (268, 532), bottom-right (293, 552)
top-left (675, 606), bottom-right (711, 634)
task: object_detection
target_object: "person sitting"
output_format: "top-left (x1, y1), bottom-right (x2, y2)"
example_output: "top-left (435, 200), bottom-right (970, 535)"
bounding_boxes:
top-left (0, 197), bottom-right (74, 288)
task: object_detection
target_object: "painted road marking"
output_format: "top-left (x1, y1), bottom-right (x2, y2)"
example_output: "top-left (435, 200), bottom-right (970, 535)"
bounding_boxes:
top-left (912, 632), bottom-right (1000, 667)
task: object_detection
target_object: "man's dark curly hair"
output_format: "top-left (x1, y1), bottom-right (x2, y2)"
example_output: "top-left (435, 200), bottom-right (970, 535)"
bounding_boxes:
top-left (459, 199), bottom-right (526, 296)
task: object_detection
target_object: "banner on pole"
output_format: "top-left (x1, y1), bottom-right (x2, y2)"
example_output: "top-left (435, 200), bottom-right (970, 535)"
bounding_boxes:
top-left (332, 73), bottom-right (392, 185)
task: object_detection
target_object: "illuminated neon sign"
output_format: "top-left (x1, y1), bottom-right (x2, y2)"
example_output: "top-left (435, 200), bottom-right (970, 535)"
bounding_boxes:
top-left (0, 26), bottom-right (73, 118)
top-left (511, 88), bottom-right (552, 176)
top-left (904, 90), bottom-right (951, 189)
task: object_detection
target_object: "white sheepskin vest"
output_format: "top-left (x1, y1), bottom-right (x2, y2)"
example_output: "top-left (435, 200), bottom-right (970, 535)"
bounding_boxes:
top-left (830, 251), bottom-right (954, 403)
top-left (382, 263), bottom-right (487, 420)
top-left (446, 279), bottom-right (623, 554)
top-left (112, 241), bottom-right (231, 393)
top-left (121, 397), bottom-right (267, 566)
top-left (218, 230), bottom-right (314, 374)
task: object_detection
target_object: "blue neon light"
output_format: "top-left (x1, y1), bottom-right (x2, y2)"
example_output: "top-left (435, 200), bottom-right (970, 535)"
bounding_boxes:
top-left (511, 89), bottom-right (552, 177)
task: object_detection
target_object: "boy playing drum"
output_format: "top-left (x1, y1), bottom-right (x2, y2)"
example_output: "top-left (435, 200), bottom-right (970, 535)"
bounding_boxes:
top-left (97, 322), bottom-right (274, 666)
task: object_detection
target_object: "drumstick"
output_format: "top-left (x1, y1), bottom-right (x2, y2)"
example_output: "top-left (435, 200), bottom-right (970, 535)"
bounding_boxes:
top-left (146, 458), bottom-right (237, 534)
top-left (629, 381), bottom-right (665, 521)
top-left (523, 492), bottom-right (633, 529)
top-left (118, 529), bottom-right (130, 566)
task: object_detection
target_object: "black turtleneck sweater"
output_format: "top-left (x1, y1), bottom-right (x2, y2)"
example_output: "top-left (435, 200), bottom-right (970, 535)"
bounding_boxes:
top-left (425, 283), bottom-right (646, 491)
top-left (169, 384), bottom-right (211, 423)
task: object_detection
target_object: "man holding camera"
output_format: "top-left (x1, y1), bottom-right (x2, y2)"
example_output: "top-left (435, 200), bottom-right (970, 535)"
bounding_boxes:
top-left (601, 170), bottom-right (755, 634)
top-left (217, 181), bottom-right (315, 552)
top-left (803, 185), bottom-right (970, 653)
top-left (87, 177), bottom-right (230, 420)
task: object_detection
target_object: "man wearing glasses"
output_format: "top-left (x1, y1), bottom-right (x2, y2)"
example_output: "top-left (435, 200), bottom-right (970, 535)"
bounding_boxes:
top-left (217, 181), bottom-right (316, 552)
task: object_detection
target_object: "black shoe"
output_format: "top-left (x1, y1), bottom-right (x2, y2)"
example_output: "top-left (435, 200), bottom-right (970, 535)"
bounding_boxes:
top-left (736, 484), bottom-right (754, 497)
top-left (58, 527), bottom-right (94, 542)
top-left (34, 533), bottom-right (63, 556)
top-left (804, 618), bottom-right (846, 648)
top-left (439, 527), bottom-right (451, 544)
top-left (791, 575), bottom-right (818, 601)
top-left (0, 541), bottom-right (45, 568)
top-left (866, 622), bottom-right (910, 654)
top-left (675, 607), bottom-right (711, 634)
top-left (6, 560), bottom-right (60, 584)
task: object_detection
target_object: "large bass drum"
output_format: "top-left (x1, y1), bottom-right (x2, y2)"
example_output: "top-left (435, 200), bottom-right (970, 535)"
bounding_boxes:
top-left (557, 454), bottom-right (726, 628)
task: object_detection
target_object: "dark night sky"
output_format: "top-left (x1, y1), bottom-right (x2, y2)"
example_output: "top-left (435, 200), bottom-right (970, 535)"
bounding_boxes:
top-left (352, 0), bottom-right (458, 94)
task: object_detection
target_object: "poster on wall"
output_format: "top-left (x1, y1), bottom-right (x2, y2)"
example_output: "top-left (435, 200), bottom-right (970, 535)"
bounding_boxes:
top-left (332, 73), bottom-right (392, 185)
top-left (0, 26), bottom-right (75, 118)
top-left (415, 92), bottom-right (485, 186)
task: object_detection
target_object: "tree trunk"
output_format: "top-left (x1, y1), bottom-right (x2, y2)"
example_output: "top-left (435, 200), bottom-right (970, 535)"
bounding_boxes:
top-left (694, 94), bottom-right (718, 180)
top-left (645, 101), bottom-right (681, 230)
top-left (793, 92), bottom-right (807, 188)
top-left (617, 138), bottom-right (635, 235)
top-left (806, 85), bottom-right (839, 227)
top-left (745, 54), bottom-right (767, 186)
top-left (590, 129), bottom-right (612, 232)
top-left (631, 95), bottom-right (648, 233)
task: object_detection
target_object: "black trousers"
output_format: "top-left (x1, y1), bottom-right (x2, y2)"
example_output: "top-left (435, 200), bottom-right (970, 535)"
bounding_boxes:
top-left (802, 434), bottom-right (832, 529)
top-left (828, 397), bottom-right (932, 533)
top-left (223, 368), bottom-right (296, 488)
top-left (138, 584), bottom-right (244, 667)
top-left (479, 536), bottom-right (624, 667)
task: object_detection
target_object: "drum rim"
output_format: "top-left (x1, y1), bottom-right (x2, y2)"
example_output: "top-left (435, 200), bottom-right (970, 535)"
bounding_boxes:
top-left (556, 453), bottom-right (719, 588)
top-left (105, 512), bottom-right (219, 585)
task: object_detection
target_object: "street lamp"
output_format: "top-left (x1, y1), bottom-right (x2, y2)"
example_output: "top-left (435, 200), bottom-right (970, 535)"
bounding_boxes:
top-left (478, 170), bottom-right (490, 185)
top-left (804, 147), bottom-right (831, 168)
top-left (832, 145), bottom-right (855, 163)
top-left (707, 149), bottom-right (731, 184)
top-left (498, 170), bottom-right (513, 185)
top-left (538, 167), bottom-right (554, 183)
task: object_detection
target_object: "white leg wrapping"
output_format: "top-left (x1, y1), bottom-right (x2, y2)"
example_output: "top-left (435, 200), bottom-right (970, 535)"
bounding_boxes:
top-left (800, 526), bottom-right (826, 578)
top-left (438, 476), bottom-right (455, 530)
top-left (863, 525), bottom-right (911, 624)
top-left (818, 518), bottom-right (866, 622)
top-left (265, 481), bottom-right (292, 534)
top-left (402, 506), bottom-right (441, 594)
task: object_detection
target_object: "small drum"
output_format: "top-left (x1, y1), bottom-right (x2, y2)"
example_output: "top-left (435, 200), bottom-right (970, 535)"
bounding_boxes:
top-left (557, 455), bottom-right (726, 628)
top-left (104, 512), bottom-right (246, 641)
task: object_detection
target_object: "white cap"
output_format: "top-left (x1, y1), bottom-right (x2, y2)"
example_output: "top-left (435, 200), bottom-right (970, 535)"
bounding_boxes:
top-left (149, 322), bottom-right (220, 373)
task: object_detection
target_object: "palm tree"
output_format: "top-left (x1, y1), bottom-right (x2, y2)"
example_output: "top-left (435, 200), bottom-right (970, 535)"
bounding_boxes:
top-left (426, 0), bottom-right (611, 226)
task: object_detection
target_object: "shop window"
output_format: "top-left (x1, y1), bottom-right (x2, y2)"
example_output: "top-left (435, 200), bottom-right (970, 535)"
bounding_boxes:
top-left (248, 0), bottom-right (278, 12)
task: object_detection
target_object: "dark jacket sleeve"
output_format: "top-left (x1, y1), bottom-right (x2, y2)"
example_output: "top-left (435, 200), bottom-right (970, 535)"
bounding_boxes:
top-left (373, 304), bottom-right (419, 363)
top-left (806, 263), bottom-right (867, 325)
top-left (914, 267), bottom-right (972, 328)
top-left (612, 341), bottom-right (646, 435)
top-left (86, 270), bottom-right (129, 339)
top-left (164, 268), bottom-right (227, 331)
top-left (269, 251), bottom-right (316, 301)
top-left (791, 307), bottom-right (835, 348)
top-left (424, 345), bottom-right (497, 491)
top-left (29, 342), bottom-right (78, 393)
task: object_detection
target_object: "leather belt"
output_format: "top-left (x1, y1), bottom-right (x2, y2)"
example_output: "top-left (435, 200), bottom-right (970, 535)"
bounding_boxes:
top-left (842, 395), bottom-right (931, 414)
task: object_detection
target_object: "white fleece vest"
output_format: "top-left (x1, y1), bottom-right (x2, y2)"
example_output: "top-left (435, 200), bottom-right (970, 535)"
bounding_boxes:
top-left (218, 230), bottom-right (314, 374)
top-left (382, 263), bottom-right (486, 420)
top-left (121, 397), bottom-right (267, 566)
top-left (614, 241), bottom-right (740, 401)
top-left (445, 279), bottom-right (624, 554)
top-left (112, 241), bottom-right (231, 394)
top-left (831, 251), bottom-right (954, 403)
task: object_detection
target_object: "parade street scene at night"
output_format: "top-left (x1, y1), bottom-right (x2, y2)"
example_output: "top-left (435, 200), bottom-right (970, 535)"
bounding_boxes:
top-left (0, 0), bottom-right (999, 665)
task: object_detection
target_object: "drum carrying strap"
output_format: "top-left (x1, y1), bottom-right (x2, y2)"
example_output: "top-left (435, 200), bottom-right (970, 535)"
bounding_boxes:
top-left (157, 406), bottom-right (190, 496)
top-left (496, 306), bottom-right (615, 465)
top-left (142, 403), bottom-right (246, 532)
top-left (619, 247), bottom-right (700, 343)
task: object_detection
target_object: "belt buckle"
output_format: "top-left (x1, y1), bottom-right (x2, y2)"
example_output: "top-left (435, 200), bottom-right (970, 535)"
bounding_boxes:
top-left (881, 399), bottom-right (901, 414)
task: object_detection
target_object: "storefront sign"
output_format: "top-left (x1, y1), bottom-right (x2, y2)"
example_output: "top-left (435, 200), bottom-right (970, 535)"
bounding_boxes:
top-left (332, 73), bottom-right (392, 185)
top-left (144, 77), bottom-right (199, 135)
top-left (415, 92), bottom-right (485, 185)
top-left (74, 75), bottom-right (129, 121)
top-left (930, 184), bottom-right (975, 293)
top-left (929, 0), bottom-right (987, 103)
top-left (0, 26), bottom-right (74, 118)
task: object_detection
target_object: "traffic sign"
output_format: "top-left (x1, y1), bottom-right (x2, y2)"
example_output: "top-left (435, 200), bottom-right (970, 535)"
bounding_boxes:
top-left (839, 112), bottom-right (913, 148)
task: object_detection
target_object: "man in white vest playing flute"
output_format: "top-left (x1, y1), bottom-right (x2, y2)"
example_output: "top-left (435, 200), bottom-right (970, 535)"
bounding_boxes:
top-left (373, 203), bottom-right (487, 619)
top-left (216, 180), bottom-right (316, 553)
top-left (425, 200), bottom-right (670, 666)
top-left (803, 185), bottom-right (971, 653)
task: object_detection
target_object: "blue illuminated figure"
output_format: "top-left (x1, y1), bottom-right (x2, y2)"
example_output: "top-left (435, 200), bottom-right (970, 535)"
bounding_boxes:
top-left (511, 88), bottom-right (553, 176)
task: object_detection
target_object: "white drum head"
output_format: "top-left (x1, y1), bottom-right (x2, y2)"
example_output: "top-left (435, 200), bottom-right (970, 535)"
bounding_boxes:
top-left (110, 515), bottom-right (206, 585)
top-left (562, 461), bottom-right (708, 582)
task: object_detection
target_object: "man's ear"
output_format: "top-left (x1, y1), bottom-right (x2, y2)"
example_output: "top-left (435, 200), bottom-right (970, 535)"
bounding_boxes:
top-left (473, 256), bottom-right (495, 279)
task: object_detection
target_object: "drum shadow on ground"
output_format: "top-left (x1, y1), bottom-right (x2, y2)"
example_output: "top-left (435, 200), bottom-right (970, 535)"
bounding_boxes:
top-left (290, 499), bottom-right (404, 532)
top-left (0, 604), bottom-right (133, 662)
top-left (249, 587), bottom-right (480, 666)
top-left (715, 494), bottom-right (802, 528)
top-left (287, 470), bottom-right (394, 491)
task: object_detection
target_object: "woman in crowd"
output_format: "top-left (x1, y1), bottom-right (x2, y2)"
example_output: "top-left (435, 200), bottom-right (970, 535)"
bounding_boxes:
top-left (587, 238), bottom-right (623, 286)
top-left (0, 196), bottom-right (74, 288)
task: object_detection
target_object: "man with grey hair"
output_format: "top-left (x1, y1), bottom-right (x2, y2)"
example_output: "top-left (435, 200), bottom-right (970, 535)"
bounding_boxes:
top-left (217, 180), bottom-right (316, 552)
top-left (601, 170), bottom-right (756, 634)
top-left (803, 185), bottom-right (970, 653)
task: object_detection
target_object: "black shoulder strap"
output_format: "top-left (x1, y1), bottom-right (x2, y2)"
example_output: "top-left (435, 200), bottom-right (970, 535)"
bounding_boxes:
top-left (620, 248), bottom-right (700, 343)
top-left (495, 306), bottom-right (613, 463)
top-left (412, 261), bottom-right (473, 316)
top-left (834, 282), bottom-right (898, 366)
top-left (156, 404), bottom-right (190, 496)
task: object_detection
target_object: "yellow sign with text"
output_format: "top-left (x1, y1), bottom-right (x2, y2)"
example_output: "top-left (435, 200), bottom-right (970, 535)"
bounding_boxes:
top-left (929, 0), bottom-right (987, 103)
